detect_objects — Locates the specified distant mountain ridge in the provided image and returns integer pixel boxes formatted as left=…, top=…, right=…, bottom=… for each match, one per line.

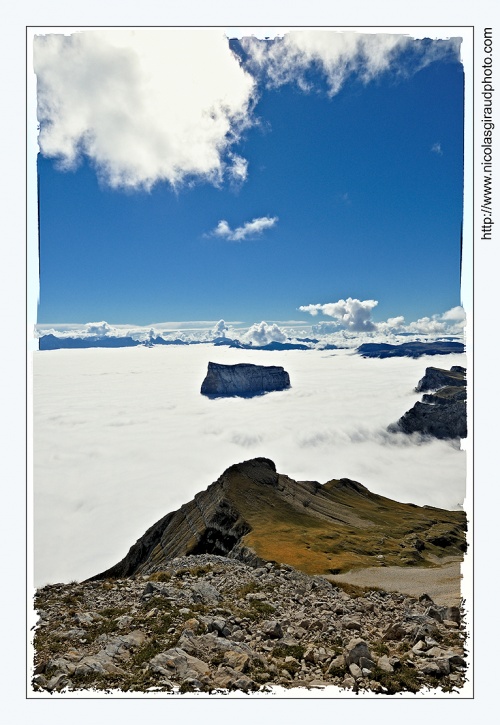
left=37, top=334, right=463, bottom=354
left=39, top=333, right=143, bottom=350
left=357, top=341, right=464, bottom=358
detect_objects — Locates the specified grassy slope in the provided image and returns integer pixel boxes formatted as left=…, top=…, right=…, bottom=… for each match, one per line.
left=225, top=473, right=466, bottom=576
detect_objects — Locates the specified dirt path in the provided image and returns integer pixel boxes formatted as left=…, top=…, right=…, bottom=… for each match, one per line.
left=325, top=560, right=463, bottom=606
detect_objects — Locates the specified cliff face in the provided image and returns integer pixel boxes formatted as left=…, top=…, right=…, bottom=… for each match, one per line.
left=91, top=458, right=466, bottom=581
left=200, top=362, right=290, bottom=398
left=392, top=367, right=467, bottom=440
left=396, top=398, right=467, bottom=439
left=415, top=366, right=466, bottom=393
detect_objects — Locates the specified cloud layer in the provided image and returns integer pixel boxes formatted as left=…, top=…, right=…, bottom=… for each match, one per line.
left=211, top=215, right=278, bottom=241
left=34, top=29, right=255, bottom=190
left=33, top=346, right=467, bottom=586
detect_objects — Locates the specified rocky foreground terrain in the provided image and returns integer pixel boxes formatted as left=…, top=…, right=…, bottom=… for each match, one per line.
left=32, top=457, right=468, bottom=696
left=33, top=553, right=467, bottom=696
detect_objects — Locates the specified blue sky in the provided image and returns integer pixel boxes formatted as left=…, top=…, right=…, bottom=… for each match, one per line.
left=34, top=29, right=464, bottom=332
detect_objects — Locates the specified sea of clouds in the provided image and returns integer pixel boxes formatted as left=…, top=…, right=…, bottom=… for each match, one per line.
left=32, top=345, right=467, bottom=587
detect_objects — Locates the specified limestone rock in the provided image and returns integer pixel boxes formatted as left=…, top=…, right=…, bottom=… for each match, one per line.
left=149, top=648, right=211, bottom=680
left=349, top=663, right=362, bottom=678
left=377, top=655, right=394, bottom=673
left=261, top=620, right=284, bottom=639
left=345, top=638, right=371, bottom=666
left=201, top=362, right=290, bottom=398
left=190, top=582, right=221, bottom=605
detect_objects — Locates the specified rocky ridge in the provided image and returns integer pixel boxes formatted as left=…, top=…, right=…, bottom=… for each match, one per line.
left=33, top=553, right=467, bottom=695
left=90, top=458, right=466, bottom=581
left=201, top=362, right=291, bottom=398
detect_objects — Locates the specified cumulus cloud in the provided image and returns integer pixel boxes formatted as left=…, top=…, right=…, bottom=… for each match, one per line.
left=239, top=31, right=460, bottom=96
left=85, top=321, right=113, bottom=336
left=300, top=298, right=378, bottom=332
left=377, top=316, right=406, bottom=333
left=242, top=321, right=288, bottom=345
left=212, top=319, right=229, bottom=338
left=431, top=142, right=443, bottom=155
left=302, top=299, right=466, bottom=338
left=405, top=307, right=466, bottom=335
left=211, top=215, right=278, bottom=241
left=442, top=306, right=466, bottom=322
left=34, top=29, right=256, bottom=190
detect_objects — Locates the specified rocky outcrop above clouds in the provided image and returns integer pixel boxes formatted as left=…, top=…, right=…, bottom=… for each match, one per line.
left=200, top=362, right=291, bottom=398
left=415, top=366, right=466, bottom=392
left=395, top=398, right=467, bottom=439
left=390, top=367, right=466, bottom=440
left=357, top=341, right=464, bottom=358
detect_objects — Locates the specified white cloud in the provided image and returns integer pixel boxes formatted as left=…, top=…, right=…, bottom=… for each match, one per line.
left=300, top=297, right=378, bottom=332
left=405, top=307, right=466, bottom=334
left=442, top=306, right=466, bottom=322
left=242, top=321, right=287, bottom=345
left=33, top=346, right=467, bottom=586
left=227, top=153, right=248, bottom=184
left=431, top=142, right=443, bottom=155
left=405, top=317, right=446, bottom=334
left=211, top=215, right=278, bottom=241
left=302, top=300, right=466, bottom=337
left=85, top=321, right=113, bottom=336
left=212, top=319, right=229, bottom=337
left=240, top=32, right=460, bottom=96
left=34, top=29, right=256, bottom=190
left=377, top=316, right=406, bottom=332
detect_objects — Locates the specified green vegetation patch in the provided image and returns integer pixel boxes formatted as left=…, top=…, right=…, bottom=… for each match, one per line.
left=272, top=644, right=305, bottom=660
left=223, top=469, right=466, bottom=577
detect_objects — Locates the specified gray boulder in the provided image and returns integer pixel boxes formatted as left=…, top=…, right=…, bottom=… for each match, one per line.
left=345, top=638, right=372, bottom=666
left=201, top=362, right=290, bottom=398
left=149, top=648, right=211, bottom=680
